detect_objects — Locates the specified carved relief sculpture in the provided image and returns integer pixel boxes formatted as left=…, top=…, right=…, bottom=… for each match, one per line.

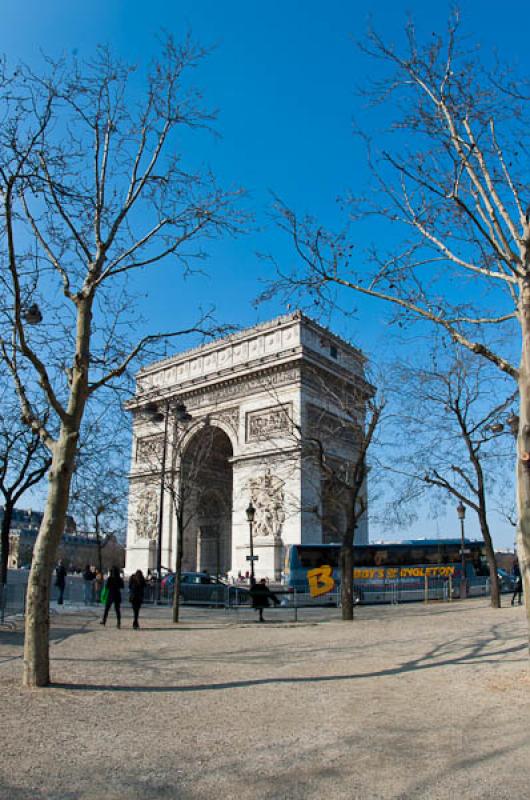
left=246, top=403, right=292, bottom=442
left=136, top=434, right=165, bottom=465
left=135, top=489, right=159, bottom=541
left=248, top=469, right=286, bottom=538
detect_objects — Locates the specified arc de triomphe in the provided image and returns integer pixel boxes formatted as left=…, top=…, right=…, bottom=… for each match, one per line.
left=125, top=312, right=372, bottom=579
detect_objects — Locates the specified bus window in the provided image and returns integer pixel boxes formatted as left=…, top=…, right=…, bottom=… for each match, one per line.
left=352, top=548, right=371, bottom=567
left=298, top=547, right=339, bottom=569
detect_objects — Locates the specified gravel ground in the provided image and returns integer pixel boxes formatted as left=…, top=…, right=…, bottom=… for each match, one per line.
left=0, top=598, right=529, bottom=800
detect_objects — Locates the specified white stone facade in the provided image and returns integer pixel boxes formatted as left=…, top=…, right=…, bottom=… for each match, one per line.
left=125, top=312, right=372, bottom=579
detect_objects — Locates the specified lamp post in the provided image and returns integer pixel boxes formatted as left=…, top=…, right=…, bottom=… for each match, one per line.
left=146, top=401, right=169, bottom=599
left=171, top=403, right=192, bottom=624
left=246, top=501, right=256, bottom=583
left=146, top=399, right=191, bottom=603
left=94, top=504, right=106, bottom=573
left=457, top=501, right=467, bottom=599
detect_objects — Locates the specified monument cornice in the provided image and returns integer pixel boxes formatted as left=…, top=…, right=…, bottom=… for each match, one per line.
left=126, top=357, right=303, bottom=412
left=127, top=349, right=369, bottom=415
left=135, top=311, right=366, bottom=380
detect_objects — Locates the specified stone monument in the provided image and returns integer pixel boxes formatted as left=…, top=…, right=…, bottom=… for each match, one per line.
left=125, top=312, right=373, bottom=579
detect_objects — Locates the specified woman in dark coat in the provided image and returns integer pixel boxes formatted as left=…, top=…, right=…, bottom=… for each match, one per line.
left=250, top=578, right=280, bottom=622
left=129, top=569, right=146, bottom=630
left=100, top=566, right=124, bottom=628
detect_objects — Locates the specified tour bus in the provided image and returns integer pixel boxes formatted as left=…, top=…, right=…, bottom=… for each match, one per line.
left=282, top=539, right=495, bottom=604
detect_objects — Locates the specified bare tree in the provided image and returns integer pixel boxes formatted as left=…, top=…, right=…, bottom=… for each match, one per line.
left=0, top=382, right=51, bottom=583
left=69, top=406, right=129, bottom=572
left=170, top=422, right=221, bottom=623
left=137, top=406, right=222, bottom=623
left=253, top=363, right=383, bottom=620
left=268, top=15, right=530, bottom=640
left=387, top=350, right=515, bottom=607
left=302, top=388, right=383, bottom=619
left=0, top=40, right=243, bottom=686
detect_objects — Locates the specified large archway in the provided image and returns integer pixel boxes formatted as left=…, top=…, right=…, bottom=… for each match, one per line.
left=180, top=425, right=233, bottom=576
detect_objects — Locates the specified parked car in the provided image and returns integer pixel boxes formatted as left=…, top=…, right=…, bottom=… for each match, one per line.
left=161, top=571, right=250, bottom=606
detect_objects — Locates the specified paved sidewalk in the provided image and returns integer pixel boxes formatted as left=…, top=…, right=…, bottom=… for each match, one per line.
left=0, top=599, right=529, bottom=799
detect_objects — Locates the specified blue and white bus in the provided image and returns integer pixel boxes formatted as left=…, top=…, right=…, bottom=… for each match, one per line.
left=283, top=539, right=497, bottom=603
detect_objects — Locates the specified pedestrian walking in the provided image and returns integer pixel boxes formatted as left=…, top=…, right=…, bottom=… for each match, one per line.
left=55, top=560, right=67, bottom=605
left=100, top=566, right=124, bottom=628
left=511, top=561, right=523, bottom=606
left=82, top=564, right=95, bottom=605
left=129, top=569, right=146, bottom=629
left=249, top=578, right=280, bottom=622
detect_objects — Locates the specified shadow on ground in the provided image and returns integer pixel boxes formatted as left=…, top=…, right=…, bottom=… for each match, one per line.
left=52, top=621, right=527, bottom=693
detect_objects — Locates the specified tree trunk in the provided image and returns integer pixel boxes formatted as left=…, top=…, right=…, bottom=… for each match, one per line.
left=478, top=511, right=500, bottom=608
left=517, top=277, right=530, bottom=650
left=1, top=497, right=14, bottom=584
left=512, top=228, right=530, bottom=652
left=22, top=429, right=78, bottom=687
left=340, top=543, right=354, bottom=621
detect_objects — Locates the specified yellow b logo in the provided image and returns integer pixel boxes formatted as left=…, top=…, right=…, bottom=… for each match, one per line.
left=307, top=565, right=335, bottom=597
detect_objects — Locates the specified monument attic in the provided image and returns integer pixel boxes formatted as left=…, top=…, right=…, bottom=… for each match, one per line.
left=125, top=312, right=373, bottom=580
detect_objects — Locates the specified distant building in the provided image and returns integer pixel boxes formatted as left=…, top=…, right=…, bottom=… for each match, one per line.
left=3, top=506, right=77, bottom=535
left=1, top=506, right=125, bottom=571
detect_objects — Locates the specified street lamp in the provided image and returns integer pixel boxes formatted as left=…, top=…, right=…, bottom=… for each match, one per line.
left=246, top=501, right=256, bottom=583
left=146, top=399, right=191, bottom=602
left=457, top=501, right=467, bottom=599
left=486, top=412, right=519, bottom=439
left=22, top=304, right=43, bottom=324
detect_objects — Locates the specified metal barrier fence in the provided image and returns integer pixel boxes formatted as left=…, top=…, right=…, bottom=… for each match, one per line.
left=0, top=573, right=494, bottom=623
left=225, top=587, right=336, bottom=622
left=0, top=582, right=27, bottom=622
left=355, top=578, right=454, bottom=605
left=354, top=576, right=491, bottom=604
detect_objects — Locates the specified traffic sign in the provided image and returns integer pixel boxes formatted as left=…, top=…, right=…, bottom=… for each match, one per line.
left=246, top=555, right=259, bottom=562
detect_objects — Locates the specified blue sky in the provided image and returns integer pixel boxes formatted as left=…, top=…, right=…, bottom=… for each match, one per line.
left=3, top=0, right=526, bottom=548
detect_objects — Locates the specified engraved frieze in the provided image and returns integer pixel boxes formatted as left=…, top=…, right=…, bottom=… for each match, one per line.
left=246, top=403, right=292, bottom=442
left=183, top=367, right=300, bottom=409
left=136, top=434, right=165, bottom=464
